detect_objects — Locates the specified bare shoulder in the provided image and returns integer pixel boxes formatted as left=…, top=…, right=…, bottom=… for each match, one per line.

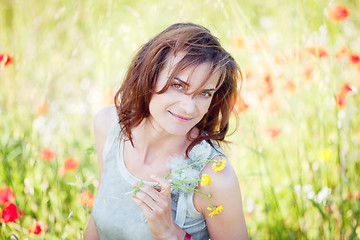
left=195, top=155, right=249, bottom=239
left=93, top=104, right=118, bottom=184
left=202, top=155, right=240, bottom=196
left=93, top=104, right=118, bottom=137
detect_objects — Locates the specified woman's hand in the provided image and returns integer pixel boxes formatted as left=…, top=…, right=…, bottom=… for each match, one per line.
left=132, top=174, right=185, bottom=240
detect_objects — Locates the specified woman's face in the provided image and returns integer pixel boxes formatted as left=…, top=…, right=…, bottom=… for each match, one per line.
left=148, top=53, right=219, bottom=137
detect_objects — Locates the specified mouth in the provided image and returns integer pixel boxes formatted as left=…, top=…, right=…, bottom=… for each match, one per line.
left=169, top=111, right=193, bottom=122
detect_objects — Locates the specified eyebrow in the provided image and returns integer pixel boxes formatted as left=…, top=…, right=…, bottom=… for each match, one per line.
left=174, top=77, right=216, bottom=92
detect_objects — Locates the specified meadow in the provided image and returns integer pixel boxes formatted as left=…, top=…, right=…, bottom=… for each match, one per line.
left=1, top=0, right=360, bottom=239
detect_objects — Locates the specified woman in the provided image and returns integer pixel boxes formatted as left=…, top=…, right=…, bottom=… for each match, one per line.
left=85, top=23, right=248, bottom=240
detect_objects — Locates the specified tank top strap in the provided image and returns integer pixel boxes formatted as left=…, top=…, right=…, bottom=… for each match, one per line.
left=171, top=140, right=228, bottom=227
left=174, top=192, right=188, bottom=227
left=102, top=118, right=121, bottom=161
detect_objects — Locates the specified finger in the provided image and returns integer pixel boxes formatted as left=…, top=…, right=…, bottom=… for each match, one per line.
left=150, top=174, right=171, bottom=197
left=132, top=196, right=154, bottom=217
left=139, top=183, right=162, bottom=201
left=133, top=189, right=157, bottom=210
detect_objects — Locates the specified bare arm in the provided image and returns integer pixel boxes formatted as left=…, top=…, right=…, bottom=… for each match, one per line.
left=195, top=156, right=249, bottom=240
left=84, top=215, right=100, bottom=240
left=84, top=105, right=118, bottom=240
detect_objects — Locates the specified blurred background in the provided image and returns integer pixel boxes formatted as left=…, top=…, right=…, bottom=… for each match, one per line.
left=0, top=0, right=359, bottom=239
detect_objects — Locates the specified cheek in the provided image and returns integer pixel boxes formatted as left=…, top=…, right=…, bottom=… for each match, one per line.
left=149, top=94, right=167, bottom=115
left=197, top=99, right=213, bottom=116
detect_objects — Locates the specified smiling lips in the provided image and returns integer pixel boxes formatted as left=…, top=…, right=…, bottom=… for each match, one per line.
left=169, top=111, right=193, bottom=122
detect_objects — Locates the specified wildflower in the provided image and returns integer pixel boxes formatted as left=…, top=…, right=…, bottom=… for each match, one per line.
left=212, top=159, right=226, bottom=172
left=200, top=174, right=212, bottom=186
left=306, top=46, right=328, bottom=58
left=318, top=149, right=332, bottom=161
left=356, top=192, right=360, bottom=200
left=0, top=186, right=15, bottom=205
left=207, top=205, right=224, bottom=218
left=340, top=82, right=357, bottom=94
left=303, top=65, right=314, bottom=80
left=264, top=73, right=273, bottom=95
left=335, top=82, right=357, bottom=109
left=64, top=157, right=80, bottom=172
left=266, top=127, right=281, bottom=139
left=40, top=148, right=56, bottom=162
left=81, top=191, right=95, bottom=207
left=29, top=221, right=48, bottom=235
left=327, top=4, right=350, bottom=22
left=335, top=93, right=346, bottom=109
left=131, top=157, right=225, bottom=217
left=0, top=202, right=23, bottom=223
left=36, top=102, right=49, bottom=116
left=0, top=53, right=12, bottom=69
left=349, top=53, right=360, bottom=65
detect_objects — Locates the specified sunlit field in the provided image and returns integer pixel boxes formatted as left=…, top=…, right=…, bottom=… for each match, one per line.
left=1, top=0, right=360, bottom=239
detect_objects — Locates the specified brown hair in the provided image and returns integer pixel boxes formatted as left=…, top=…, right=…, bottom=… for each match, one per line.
left=114, top=22, right=242, bottom=157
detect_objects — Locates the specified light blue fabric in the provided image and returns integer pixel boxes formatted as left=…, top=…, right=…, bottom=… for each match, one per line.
left=92, top=119, right=226, bottom=240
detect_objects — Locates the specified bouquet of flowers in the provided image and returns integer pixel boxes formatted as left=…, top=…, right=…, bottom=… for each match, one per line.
left=131, top=157, right=227, bottom=218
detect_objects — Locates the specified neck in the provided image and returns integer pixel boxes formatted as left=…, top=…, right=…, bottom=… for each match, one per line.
left=128, top=119, right=190, bottom=165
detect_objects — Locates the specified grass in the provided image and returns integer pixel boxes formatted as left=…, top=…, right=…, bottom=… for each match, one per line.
left=1, top=0, right=360, bottom=239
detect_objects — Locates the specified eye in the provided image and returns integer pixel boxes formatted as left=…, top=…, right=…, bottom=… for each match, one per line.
left=171, top=83, right=184, bottom=90
left=200, top=91, right=212, bottom=98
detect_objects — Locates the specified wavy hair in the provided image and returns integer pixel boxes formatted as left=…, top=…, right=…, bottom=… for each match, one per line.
left=114, top=22, right=242, bottom=157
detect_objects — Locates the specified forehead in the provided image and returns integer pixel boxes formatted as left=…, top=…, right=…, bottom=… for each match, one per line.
left=162, top=51, right=219, bottom=89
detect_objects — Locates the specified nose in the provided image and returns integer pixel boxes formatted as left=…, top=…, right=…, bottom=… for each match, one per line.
left=179, top=95, right=197, bottom=115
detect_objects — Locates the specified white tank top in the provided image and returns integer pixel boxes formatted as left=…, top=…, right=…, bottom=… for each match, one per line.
left=92, top=119, right=226, bottom=240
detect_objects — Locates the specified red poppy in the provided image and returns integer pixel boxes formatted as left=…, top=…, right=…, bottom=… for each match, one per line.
left=266, top=127, right=281, bottom=139
left=0, top=53, right=12, bottom=69
left=340, top=82, right=357, bottom=95
left=64, top=157, right=80, bottom=172
left=81, top=191, right=95, bottom=207
left=335, top=92, right=346, bottom=109
left=328, top=4, right=351, bottom=22
left=0, top=186, right=15, bottom=205
left=264, top=73, right=274, bottom=95
left=243, top=69, right=254, bottom=81
left=0, top=202, right=23, bottom=223
left=303, top=65, right=314, bottom=80
left=40, top=148, right=56, bottom=162
left=349, top=53, right=360, bottom=65
left=335, top=82, right=357, bottom=109
left=356, top=191, right=360, bottom=199
left=29, top=221, right=48, bottom=235
left=306, top=46, right=328, bottom=58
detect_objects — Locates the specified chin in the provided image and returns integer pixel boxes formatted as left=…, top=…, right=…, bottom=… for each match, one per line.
left=163, top=125, right=193, bottom=136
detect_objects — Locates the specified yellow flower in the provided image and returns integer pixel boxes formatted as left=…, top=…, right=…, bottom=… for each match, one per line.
left=212, top=159, right=226, bottom=172
left=318, top=149, right=332, bottom=161
left=207, top=205, right=224, bottom=217
left=200, top=174, right=212, bottom=186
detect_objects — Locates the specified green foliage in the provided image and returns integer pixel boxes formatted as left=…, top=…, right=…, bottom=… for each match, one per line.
left=1, top=0, right=360, bottom=239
